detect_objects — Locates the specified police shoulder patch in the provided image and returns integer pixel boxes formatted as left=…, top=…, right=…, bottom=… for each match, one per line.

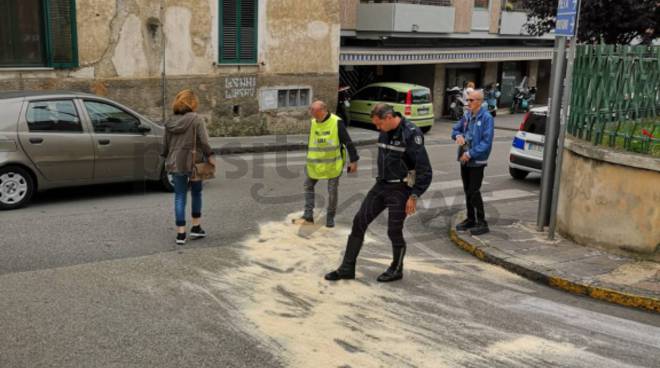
left=414, top=135, right=423, bottom=145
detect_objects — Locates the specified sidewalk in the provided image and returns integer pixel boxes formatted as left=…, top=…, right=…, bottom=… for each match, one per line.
left=208, top=126, right=378, bottom=155
left=208, top=114, right=524, bottom=155
left=449, top=198, right=660, bottom=313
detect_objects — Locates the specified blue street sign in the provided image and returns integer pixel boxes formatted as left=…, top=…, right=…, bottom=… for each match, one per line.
left=555, top=0, right=580, bottom=37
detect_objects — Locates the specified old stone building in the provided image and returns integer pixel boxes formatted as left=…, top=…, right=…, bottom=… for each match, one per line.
left=0, top=0, right=340, bottom=136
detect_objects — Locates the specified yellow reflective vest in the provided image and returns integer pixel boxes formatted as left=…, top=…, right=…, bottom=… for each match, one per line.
left=306, top=114, right=345, bottom=179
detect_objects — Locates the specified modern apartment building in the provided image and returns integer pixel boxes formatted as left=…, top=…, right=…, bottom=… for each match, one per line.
left=339, top=0, right=554, bottom=117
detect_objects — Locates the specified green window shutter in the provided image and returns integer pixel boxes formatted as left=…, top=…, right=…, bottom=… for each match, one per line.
left=221, top=0, right=239, bottom=62
left=220, top=0, right=257, bottom=64
left=45, top=0, right=79, bottom=68
left=239, top=0, right=257, bottom=62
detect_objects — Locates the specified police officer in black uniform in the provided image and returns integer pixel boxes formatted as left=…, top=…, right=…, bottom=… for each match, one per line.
left=325, top=103, right=432, bottom=282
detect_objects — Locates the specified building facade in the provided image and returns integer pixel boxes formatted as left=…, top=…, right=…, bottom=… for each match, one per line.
left=0, top=0, right=341, bottom=136
left=339, top=0, right=554, bottom=118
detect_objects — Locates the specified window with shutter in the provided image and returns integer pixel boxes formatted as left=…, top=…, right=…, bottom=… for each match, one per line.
left=220, top=0, right=258, bottom=64
left=45, top=0, right=79, bottom=68
left=0, top=0, right=78, bottom=68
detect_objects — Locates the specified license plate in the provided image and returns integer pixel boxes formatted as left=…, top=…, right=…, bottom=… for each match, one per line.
left=417, top=107, right=430, bottom=115
left=527, top=142, right=543, bottom=152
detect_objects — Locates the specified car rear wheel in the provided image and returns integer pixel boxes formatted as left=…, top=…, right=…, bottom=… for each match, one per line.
left=160, top=168, right=174, bottom=192
left=420, top=126, right=432, bottom=134
left=509, top=167, right=529, bottom=180
left=0, top=166, right=35, bottom=210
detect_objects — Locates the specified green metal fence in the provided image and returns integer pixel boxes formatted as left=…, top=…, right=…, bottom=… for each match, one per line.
left=567, top=44, right=660, bottom=157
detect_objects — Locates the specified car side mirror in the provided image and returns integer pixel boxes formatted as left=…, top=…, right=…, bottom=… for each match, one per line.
left=137, top=125, right=151, bottom=134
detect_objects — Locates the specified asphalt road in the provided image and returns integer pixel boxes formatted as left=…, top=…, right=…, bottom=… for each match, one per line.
left=1, top=119, right=658, bottom=368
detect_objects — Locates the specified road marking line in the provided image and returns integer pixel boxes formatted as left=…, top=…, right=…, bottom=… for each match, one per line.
left=421, top=189, right=536, bottom=210
left=490, top=290, right=660, bottom=349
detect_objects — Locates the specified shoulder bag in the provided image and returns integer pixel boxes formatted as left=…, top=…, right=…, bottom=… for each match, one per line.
left=190, top=120, right=216, bottom=181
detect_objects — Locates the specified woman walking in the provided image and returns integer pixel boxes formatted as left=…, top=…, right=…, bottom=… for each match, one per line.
left=162, top=89, right=215, bottom=244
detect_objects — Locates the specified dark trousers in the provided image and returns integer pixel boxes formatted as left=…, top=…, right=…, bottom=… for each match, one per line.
left=460, top=165, right=486, bottom=222
left=352, top=182, right=409, bottom=247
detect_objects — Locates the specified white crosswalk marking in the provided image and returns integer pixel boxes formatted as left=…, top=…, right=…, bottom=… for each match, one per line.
left=421, top=189, right=537, bottom=210
left=427, top=179, right=489, bottom=191
left=490, top=290, right=660, bottom=350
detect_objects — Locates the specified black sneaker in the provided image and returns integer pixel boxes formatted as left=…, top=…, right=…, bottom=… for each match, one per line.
left=469, top=221, right=490, bottom=236
left=190, top=226, right=207, bottom=239
left=455, top=218, right=476, bottom=231
left=176, top=232, right=186, bottom=245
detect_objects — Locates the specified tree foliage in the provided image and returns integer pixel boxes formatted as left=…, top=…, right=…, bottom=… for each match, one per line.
left=520, top=0, right=658, bottom=44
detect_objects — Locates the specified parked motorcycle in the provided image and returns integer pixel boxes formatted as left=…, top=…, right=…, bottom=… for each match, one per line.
left=483, top=82, right=501, bottom=117
left=446, top=86, right=466, bottom=120
left=510, top=77, right=536, bottom=114
left=336, top=85, right=351, bottom=124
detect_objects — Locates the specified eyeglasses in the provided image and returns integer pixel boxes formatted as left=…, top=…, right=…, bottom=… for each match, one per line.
left=466, top=99, right=480, bottom=102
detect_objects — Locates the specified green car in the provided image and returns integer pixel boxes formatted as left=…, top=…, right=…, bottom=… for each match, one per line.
left=348, top=82, right=434, bottom=132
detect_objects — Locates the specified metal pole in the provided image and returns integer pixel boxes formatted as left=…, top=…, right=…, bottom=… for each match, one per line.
left=160, top=1, right=167, bottom=124
left=536, top=36, right=566, bottom=231
left=548, top=3, right=582, bottom=239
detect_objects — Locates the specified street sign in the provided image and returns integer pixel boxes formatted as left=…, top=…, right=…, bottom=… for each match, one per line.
left=555, top=0, right=580, bottom=37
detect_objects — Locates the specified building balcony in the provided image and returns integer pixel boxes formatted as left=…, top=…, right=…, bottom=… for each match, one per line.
left=356, top=0, right=455, bottom=34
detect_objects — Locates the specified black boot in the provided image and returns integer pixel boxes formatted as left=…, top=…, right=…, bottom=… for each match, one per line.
left=377, top=247, right=405, bottom=282
left=325, top=235, right=363, bottom=281
left=455, top=218, right=476, bottom=231
left=326, top=212, right=335, bottom=228
left=469, top=220, right=489, bottom=235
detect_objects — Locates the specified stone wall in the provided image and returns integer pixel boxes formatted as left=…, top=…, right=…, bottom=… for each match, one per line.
left=557, top=137, right=660, bottom=260
left=0, top=0, right=340, bottom=136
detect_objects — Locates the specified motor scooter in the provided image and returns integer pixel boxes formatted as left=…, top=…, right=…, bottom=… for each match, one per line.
left=511, top=77, right=537, bottom=113
left=446, top=86, right=465, bottom=120
left=483, top=82, right=501, bottom=117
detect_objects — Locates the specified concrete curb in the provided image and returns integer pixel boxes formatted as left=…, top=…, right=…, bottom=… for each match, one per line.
left=212, top=138, right=378, bottom=155
left=448, top=228, right=660, bottom=313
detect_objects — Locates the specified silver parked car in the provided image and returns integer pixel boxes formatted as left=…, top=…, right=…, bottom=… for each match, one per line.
left=0, top=91, right=173, bottom=210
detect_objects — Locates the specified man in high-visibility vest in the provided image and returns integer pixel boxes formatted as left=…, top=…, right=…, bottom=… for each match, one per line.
left=293, top=100, right=359, bottom=228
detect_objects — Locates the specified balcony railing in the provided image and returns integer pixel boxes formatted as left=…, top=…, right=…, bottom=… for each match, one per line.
left=357, top=0, right=455, bottom=33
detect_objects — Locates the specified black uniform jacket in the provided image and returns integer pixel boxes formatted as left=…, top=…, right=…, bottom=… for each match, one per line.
left=376, top=114, right=432, bottom=198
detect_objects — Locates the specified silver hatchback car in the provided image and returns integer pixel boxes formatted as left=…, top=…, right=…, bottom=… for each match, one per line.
left=0, top=91, right=173, bottom=210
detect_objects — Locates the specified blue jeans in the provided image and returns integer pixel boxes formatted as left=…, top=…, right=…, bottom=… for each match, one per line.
left=173, top=174, right=203, bottom=227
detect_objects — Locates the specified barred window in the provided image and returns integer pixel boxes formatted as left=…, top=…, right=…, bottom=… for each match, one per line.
left=0, top=0, right=78, bottom=68
left=277, top=88, right=311, bottom=108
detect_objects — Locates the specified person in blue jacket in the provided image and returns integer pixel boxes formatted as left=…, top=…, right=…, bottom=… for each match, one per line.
left=451, top=90, right=494, bottom=235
